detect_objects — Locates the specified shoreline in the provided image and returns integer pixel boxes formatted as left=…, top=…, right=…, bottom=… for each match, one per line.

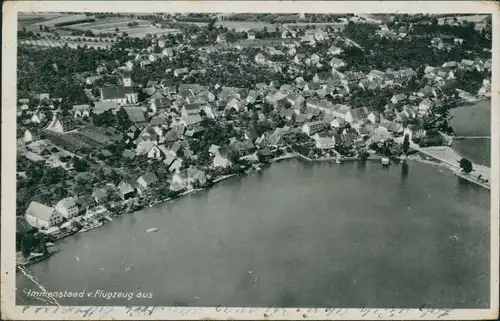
left=18, top=148, right=489, bottom=270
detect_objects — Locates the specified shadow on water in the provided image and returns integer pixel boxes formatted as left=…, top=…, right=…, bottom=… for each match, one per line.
left=401, top=161, right=409, bottom=181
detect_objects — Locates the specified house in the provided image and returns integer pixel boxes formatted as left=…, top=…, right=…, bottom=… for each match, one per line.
left=328, top=45, right=343, bottom=56
left=367, top=111, right=380, bottom=124
left=390, top=93, right=407, bottom=104
left=118, top=105, right=144, bottom=123
left=137, top=172, right=159, bottom=191
left=72, top=104, right=91, bottom=118
left=310, top=53, right=321, bottom=65
left=216, top=34, right=227, bottom=44
left=302, top=121, right=327, bottom=136
left=313, top=134, right=336, bottom=149
left=174, top=67, right=189, bottom=77
left=187, top=167, right=207, bottom=187
left=122, top=149, right=136, bottom=160
left=135, top=139, right=155, bottom=156
left=247, top=30, right=256, bottom=40
left=86, top=75, right=103, bottom=85
left=213, top=146, right=232, bottom=168
left=118, top=181, right=135, bottom=200
left=363, top=71, right=383, bottom=84
left=345, top=107, right=369, bottom=124
left=39, top=93, right=50, bottom=100
left=92, top=189, right=108, bottom=204
left=30, top=112, right=45, bottom=124
left=162, top=47, right=174, bottom=58
left=424, top=66, right=436, bottom=74
left=418, top=98, right=433, bottom=115
left=303, top=82, right=322, bottom=92
left=147, top=145, right=162, bottom=159
left=329, top=58, right=346, bottom=69
left=169, top=159, right=183, bottom=172
left=25, top=201, right=63, bottom=229
left=93, top=101, right=118, bottom=115
left=100, top=86, right=138, bottom=104
left=54, top=197, right=78, bottom=219
left=255, top=53, right=267, bottom=65
left=313, top=72, right=332, bottom=84
left=24, top=130, right=34, bottom=143
left=442, top=61, right=457, bottom=69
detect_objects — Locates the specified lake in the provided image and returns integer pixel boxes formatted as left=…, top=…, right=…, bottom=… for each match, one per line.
left=450, top=100, right=491, bottom=166
left=16, top=159, right=490, bottom=308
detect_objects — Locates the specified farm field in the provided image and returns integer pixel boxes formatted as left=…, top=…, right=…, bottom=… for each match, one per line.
left=57, top=17, right=181, bottom=38
left=36, top=14, right=92, bottom=27
left=42, top=127, right=120, bottom=153
left=20, top=39, right=112, bottom=49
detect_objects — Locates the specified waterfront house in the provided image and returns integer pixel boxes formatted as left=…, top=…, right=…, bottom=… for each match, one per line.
left=302, top=121, right=327, bottom=136
left=92, top=189, right=108, bottom=204
left=55, top=197, right=79, bottom=219
left=25, top=201, right=63, bottom=230
left=136, top=173, right=159, bottom=196
left=313, top=134, right=336, bottom=149
left=187, top=168, right=207, bottom=187
left=100, top=86, right=138, bottom=105
left=118, top=181, right=135, bottom=201
left=213, top=146, right=232, bottom=168
left=75, top=196, right=95, bottom=215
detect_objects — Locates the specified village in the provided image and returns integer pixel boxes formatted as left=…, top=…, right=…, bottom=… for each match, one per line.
left=15, top=13, right=492, bottom=265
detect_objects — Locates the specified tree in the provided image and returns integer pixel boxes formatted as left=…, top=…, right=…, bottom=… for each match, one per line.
left=115, top=27, right=120, bottom=33
left=402, top=134, right=410, bottom=154
left=74, top=158, right=90, bottom=172
left=358, top=149, right=369, bottom=161
left=459, top=158, right=473, bottom=173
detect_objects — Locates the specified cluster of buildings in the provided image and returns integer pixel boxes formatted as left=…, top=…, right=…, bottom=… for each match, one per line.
left=17, top=14, right=492, bottom=234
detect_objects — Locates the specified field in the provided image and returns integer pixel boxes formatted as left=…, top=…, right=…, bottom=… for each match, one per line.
left=57, top=17, right=180, bottom=38
left=42, top=127, right=120, bottom=153
left=20, top=39, right=112, bottom=49
left=36, top=14, right=92, bottom=27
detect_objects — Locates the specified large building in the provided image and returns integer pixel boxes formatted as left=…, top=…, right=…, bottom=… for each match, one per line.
left=25, top=201, right=63, bottom=229
left=100, top=86, right=138, bottom=105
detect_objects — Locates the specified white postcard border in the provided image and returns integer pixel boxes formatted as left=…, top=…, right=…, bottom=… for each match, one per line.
left=2, top=1, right=499, bottom=320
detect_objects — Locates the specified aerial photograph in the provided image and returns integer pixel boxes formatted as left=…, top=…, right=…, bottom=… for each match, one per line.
left=15, top=11, right=492, bottom=309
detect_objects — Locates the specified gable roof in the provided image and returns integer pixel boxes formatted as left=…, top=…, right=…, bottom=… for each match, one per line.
left=26, top=201, right=55, bottom=221
left=101, top=86, right=135, bottom=100
left=123, top=107, right=147, bottom=123
left=139, top=172, right=158, bottom=185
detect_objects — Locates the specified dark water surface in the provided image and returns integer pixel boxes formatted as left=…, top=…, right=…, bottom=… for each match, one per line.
left=450, top=100, right=491, bottom=166
left=16, top=160, right=490, bottom=308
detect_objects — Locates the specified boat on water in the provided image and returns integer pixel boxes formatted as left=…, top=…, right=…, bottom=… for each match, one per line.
left=79, top=221, right=104, bottom=233
left=45, top=242, right=55, bottom=247
left=146, top=228, right=158, bottom=233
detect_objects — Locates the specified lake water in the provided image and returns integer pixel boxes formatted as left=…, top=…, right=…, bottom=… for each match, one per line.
left=16, top=160, right=490, bottom=308
left=450, top=100, right=491, bottom=166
